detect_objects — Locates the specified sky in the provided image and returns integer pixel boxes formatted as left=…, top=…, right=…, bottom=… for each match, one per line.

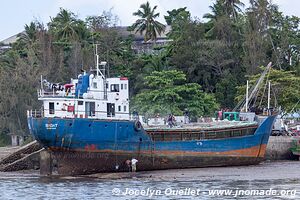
left=1, top=0, right=300, bottom=41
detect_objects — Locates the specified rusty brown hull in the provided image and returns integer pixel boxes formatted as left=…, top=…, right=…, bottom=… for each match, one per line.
left=51, top=150, right=264, bottom=175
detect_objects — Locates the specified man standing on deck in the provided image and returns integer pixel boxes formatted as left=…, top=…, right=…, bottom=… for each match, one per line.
left=131, top=158, right=138, bottom=172
left=184, top=109, right=189, bottom=124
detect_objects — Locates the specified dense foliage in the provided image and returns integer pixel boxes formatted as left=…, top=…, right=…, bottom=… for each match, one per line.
left=131, top=70, right=219, bottom=120
left=0, top=0, right=300, bottom=145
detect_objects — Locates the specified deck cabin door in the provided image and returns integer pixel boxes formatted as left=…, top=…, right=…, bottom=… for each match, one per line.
left=107, top=103, right=115, bottom=117
left=85, top=102, right=90, bottom=117
left=85, top=102, right=96, bottom=117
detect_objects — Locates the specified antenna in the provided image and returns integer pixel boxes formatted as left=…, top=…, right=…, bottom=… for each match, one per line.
left=94, top=44, right=106, bottom=79
left=95, top=44, right=99, bottom=77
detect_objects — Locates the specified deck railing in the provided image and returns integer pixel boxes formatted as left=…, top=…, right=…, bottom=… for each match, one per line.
left=27, top=109, right=133, bottom=120
left=38, top=89, right=75, bottom=98
left=27, top=110, right=44, bottom=118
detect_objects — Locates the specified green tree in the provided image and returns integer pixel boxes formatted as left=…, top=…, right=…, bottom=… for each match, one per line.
left=86, top=10, right=119, bottom=32
left=130, top=1, right=166, bottom=41
left=215, top=71, right=238, bottom=108
left=269, top=7, right=300, bottom=71
left=243, top=0, right=274, bottom=74
left=48, top=8, right=88, bottom=43
left=164, top=7, right=191, bottom=40
left=222, top=0, right=245, bottom=19
left=132, top=70, right=219, bottom=119
left=18, top=22, right=38, bottom=46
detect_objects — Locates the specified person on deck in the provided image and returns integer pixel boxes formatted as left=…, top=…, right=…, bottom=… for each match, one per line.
left=168, top=114, right=175, bottom=128
left=218, top=110, right=223, bottom=120
left=184, top=109, right=189, bottom=124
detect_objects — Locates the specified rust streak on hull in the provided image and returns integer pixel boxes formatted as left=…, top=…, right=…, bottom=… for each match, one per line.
left=49, top=145, right=267, bottom=175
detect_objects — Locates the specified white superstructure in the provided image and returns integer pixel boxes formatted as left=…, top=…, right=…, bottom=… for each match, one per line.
left=37, top=62, right=130, bottom=120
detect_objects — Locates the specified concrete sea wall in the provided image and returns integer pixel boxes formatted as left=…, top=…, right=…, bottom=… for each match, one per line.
left=265, top=136, right=295, bottom=160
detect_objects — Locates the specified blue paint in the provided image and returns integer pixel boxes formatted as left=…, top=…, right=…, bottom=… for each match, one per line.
left=28, top=115, right=276, bottom=154
left=75, top=74, right=89, bottom=97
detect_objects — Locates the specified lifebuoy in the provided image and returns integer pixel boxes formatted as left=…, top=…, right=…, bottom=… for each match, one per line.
left=134, top=120, right=142, bottom=131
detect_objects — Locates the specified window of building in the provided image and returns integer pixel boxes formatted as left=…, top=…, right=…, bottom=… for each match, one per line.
left=121, top=84, right=123, bottom=90
left=124, top=106, right=127, bottom=112
left=118, top=106, right=121, bottom=112
left=110, top=84, right=120, bottom=92
left=78, top=101, right=83, bottom=105
left=49, top=102, right=55, bottom=114
left=124, top=84, right=127, bottom=90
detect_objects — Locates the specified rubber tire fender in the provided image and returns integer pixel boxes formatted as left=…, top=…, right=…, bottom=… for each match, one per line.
left=134, top=120, right=142, bottom=131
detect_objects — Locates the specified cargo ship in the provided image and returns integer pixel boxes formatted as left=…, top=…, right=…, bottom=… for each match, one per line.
left=27, top=59, right=277, bottom=175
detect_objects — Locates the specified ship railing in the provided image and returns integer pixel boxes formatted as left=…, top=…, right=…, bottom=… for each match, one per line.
left=27, top=110, right=44, bottom=118
left=29, top=108, right=147, bottom=121
left=37, top=108, right=132, bottom=120
left=38, top=89, right=75, bottom=98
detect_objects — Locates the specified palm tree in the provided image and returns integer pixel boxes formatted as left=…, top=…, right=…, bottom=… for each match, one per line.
left=222, top=0, right=245, bottom=19
left=203, top=0, right=226, bottom=38
left=48, top=8, right=85, bottom=42
left=205, top=0, right=244, bottom=21
left=19, top=22, right=38, bottom=45
left=130, top=1, right=166, bottom=42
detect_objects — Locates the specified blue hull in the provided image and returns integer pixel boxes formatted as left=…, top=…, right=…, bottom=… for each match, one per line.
left=28, top=115, right=276, bottom=175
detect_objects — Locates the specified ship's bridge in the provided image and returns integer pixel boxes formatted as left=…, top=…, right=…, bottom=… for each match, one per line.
left=32, top=70, right=130, bottom=120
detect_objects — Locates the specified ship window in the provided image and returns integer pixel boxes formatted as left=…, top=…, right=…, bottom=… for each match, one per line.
left=124, top=106, right=127, bottom=112
left=121, top=84, right=123, bottom=90
left=78, top=101, right=83, bottom=105
left=110, top=84, right=119, bottom=92
left=49, top=102, right=55, bottom=114
left=118, top=106, right=121, bottom=112
left=93, top=82, right=97, bottom=89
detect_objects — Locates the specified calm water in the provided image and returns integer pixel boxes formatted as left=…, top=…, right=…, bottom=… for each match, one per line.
left=0, top=162, right=299, bottom=200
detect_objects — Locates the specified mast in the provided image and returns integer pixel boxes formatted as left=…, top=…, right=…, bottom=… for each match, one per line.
left=245, top=80, right=249, bottom=112
left=40, top=75, right=43, bottom=92
left=267, top=81, right=271, bottom=112
left=234, top=62, right=272, bottom=111
left=94, top=44, right=105, bottom=79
